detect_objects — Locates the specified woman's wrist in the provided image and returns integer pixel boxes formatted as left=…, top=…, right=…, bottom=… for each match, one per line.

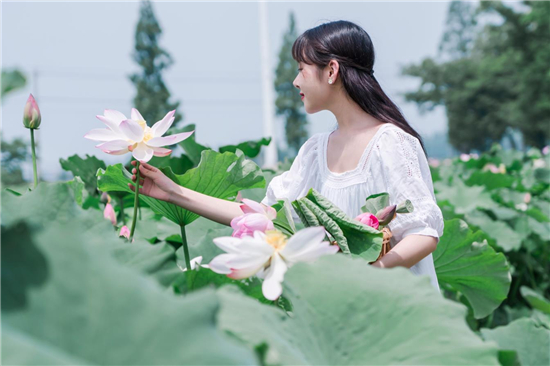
left=168, top=185, right=186, bottom=205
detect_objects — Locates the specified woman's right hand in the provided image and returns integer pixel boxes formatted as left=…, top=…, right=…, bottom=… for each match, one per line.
left=128, top=160, right=179, bottom=203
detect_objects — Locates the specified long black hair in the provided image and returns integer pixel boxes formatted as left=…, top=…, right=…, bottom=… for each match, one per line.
left=292, top=20, right=428, bottom=158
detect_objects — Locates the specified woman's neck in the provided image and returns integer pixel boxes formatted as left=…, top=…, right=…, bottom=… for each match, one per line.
left=328, top=93, right=383, bottom=136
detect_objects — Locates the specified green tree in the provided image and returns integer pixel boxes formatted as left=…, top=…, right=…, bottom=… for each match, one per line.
left=400, top=1, right=549, bottom=152
left=274, top=12, right=308, bottom=157
left=129, top=0, right=183, bottom=128
left=1, top=137, right=31, bottom=185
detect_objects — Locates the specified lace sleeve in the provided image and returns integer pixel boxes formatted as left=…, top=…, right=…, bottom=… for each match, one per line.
left=374, top=127, right=444, bottom=244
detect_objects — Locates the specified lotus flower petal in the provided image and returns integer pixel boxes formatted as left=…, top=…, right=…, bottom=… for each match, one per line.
left=279, top=226, right=326, bottom=259
left=261, top=252, right=288, bottom=300
left=151, top=146, right=172, bottom=157
left=96, top=115, right=124, bottom=135
left=131, top=108, right=145, bottom=122
left=119, top=119, right=144, bottom=142
left=84, top=128, right=122, bottom=142
left=103, top=109, right=127, bottom=124
left=146, top=131, right=194, bottom=147
left=151, top=110, right=176, bottom=137
left=131, top=143, right=154, bottom=162
left=96, top=139, right=131, bottom=152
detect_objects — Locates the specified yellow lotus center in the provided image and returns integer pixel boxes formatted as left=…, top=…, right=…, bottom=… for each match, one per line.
left=265, top=230, right=288, bottom=251
left=143, top=127, right=154, bottom=143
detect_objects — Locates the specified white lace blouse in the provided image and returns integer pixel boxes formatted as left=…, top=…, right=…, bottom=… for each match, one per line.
left=261, top=123, right=444, bottom=293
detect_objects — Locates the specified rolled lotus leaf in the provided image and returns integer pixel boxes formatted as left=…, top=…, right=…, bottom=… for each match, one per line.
left=396, top=199, right=414, bottom=214
left=300, top=197, right=350, bottom=255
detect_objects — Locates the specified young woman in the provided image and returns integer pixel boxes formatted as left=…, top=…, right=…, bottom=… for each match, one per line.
left=129, top=20, right=444, bottom=293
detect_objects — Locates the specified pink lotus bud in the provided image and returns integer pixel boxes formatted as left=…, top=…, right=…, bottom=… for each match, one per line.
left=543, top=146, right=549, bottom=155
left=22, top=93, right=42, bottom=129
left=103, top=203, right=117, bottom=226
left=119, top=225, right=130, bottom=239
left=355, top=212, right=379, bottom=230
left=375, top=204, right=397, bottom=226
left=524, top=193, right=531, bottom=204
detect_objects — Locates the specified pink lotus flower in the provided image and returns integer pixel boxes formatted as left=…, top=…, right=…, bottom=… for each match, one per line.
left=542, top=145, right=549, bottom=155
left=524, top=192, right=532, bottom=204
left=230, top=198, right=277, bottom=238
left=119, top=225, right=130, bottom=239
left=428, top=158, right=440, bottom=168
left=460, top=154, right=471, bottom=162
left=104, top=203, right=117, bottom=226
left=209, top=226, right=339, bottom=300
left=84, top=108, right=194, bottom=162
left=355, top=212, right=379, bottom=230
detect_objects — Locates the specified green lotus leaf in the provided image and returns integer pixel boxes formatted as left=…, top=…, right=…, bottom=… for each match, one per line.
left=216, top=254, right=500, bottom=365
left=97, top=149, right=265, bottom=226
left=433, top=219, right=511, bottom=318
left=480, top=318, right=550, bottom=366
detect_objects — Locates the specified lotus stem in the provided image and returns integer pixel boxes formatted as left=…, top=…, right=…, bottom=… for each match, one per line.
left=180, top=224, right=193, bottom=290
left=129, top=160, right=140, bottom=242
left=30, top=129, right=38, bottom=188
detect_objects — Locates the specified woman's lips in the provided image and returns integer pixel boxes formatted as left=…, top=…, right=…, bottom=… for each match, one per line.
left=300, top=93, right=304, bottom=100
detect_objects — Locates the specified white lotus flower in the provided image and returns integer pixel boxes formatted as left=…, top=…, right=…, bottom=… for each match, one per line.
left=208, top=226, right=339, bottom=300
left=177, top=256, right=210, bottom=272
left=84, top=108, right=194, bottom=162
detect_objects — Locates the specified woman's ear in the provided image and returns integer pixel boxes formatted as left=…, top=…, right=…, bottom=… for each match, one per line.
left=328, top=59, right=339, bottom=81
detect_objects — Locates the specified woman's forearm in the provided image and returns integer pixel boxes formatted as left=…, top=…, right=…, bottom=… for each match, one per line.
left=370, top=234, right=437, bottom=269
left=169, top=185, right=245, bottom=227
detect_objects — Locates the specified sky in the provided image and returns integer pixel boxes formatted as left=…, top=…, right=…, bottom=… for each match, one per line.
left=2, top=0, right=454, bottom=181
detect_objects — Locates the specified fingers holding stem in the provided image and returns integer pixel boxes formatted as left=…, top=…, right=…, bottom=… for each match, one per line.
left=129, top=160, right=141, bottom=242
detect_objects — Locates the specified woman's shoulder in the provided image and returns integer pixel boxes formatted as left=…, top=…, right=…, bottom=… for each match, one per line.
left=295, top=131, right=325, bottom=158
left=375, top=124, right=422, bottom=152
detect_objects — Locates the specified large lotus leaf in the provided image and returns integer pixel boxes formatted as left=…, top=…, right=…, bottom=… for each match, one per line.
left=146, top=153, right=195, bottom=175
left=97, top=149, right=266, bottom=226
left=216, top=254, right=500, bottom=365
left=1, top=206, right=257, bottom=364
left=175, top=225, right=233, bottom=268
left=1, top=68, right=26, bottom=97
left=108, top=238, right=182, bottom=288
left=464, top=209, right=523, bottom=251
left=59, top=154, right=107, bottom=196
left=465, top=171, right=517, bottom=191
left=435, top=179, right=497, bottom=214
left=433, top=219, right=511, bottom=319
left=219, top=137, right=272, bottom=159
left=1, top=181, right=87, bottom=229
left=480, top=318, right=550, bottom=366
left=306, top=188, right=382, bottom=262
left=520, top=286, right=550, bottom=315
